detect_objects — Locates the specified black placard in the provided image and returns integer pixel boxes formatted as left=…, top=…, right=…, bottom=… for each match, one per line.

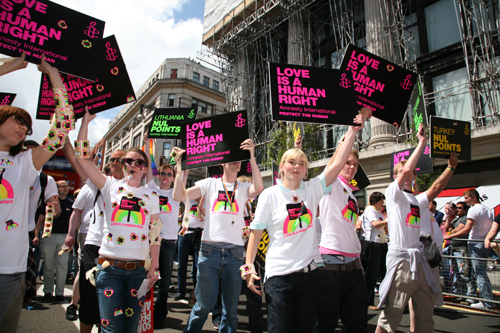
left=0, top=92, right=16, bottom=105
left=0, top=0, right=105, bottom=80
left=340, top=44, right=417, bottom=127
left=269, top=62, right=359, bottom=125
left=36, top=35, right=135, bottom=119
left=147, top=108, right=197, bottom=139
left=390, top=145, right=433, bottom=179
left=430, top=116, right=471, bottom=161
left=181, top=111, right=250, bottom=170
left=409, top=78, right=428, bottom=131
left=349, top=164, right=371, bottom=194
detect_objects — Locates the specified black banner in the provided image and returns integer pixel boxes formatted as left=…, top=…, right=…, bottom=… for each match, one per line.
left=269, top=62, right=359, bottom=125
left=0, top=92, right=16, bottom=105
left=181, top=111, right=250, bottom=170
left=409, top=78, right=428, bottom=131
left=340, top=44, right=417, bottom=127
left=430, top=116, right=471, bottom=161
left=36, top=35, right=135, bottom=119
left=0, top=0, right=105, bottom=80
left=148, top=108, right=197, bottom=139
left=350, top=164, right=371, bottom=194
left=390, top=145, right=433, bottom=179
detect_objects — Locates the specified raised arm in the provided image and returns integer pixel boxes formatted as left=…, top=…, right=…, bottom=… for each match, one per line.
left=171, top=147, right=201, bottom=201
left=0, top=52, right=27, bottom=76
left=75, top=108, right=107, bottom=189
left=424, top=152, right=458, bottom=202
left=396, top=123, right=427, bottom=189
left=31, top=54, right=75, bottom=170
left=241, top=139, right=264, bottom=198
left=62, top=137, right=88, bottom=181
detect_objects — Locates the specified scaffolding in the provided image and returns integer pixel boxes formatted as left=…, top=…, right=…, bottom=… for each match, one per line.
left=199, top=0, right=500, bottom=158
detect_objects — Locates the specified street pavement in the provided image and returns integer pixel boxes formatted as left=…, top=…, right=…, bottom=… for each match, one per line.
left=17, top=265, right=500, bottom=333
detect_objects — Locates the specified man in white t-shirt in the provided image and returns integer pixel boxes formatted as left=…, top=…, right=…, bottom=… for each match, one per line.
left=444, top=189, right=494, bottom=310
left=376, top=124, right=440, bottom=333
left=172, top=139, right=263, bottom=333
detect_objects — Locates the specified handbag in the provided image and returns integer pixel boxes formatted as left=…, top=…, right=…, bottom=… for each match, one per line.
left=420, top=219, right=442, bottom=268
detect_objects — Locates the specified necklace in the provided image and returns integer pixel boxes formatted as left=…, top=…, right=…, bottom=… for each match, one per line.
left=221, top=179, right=238, bottom=225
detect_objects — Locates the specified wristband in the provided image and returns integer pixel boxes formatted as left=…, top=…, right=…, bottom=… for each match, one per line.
left=446, top=167, right=455, bottom=172
left=153, top=267, right=160, bottom=275
left=75, top=140, right=90, bottom=159
left=53, top=88, right=70, bottom=108
left=240, top=263, right=256, bottom=280
left=42, top=206, right=53, bottom=238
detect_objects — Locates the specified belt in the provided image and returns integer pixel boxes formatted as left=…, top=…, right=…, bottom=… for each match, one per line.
left=297, top=260, right=322, bottom=273
left=188, top=228, right=203, bottom=231
left=323, top=258, right=362, bottom=272
left=97, top=257, right=145, bottom=270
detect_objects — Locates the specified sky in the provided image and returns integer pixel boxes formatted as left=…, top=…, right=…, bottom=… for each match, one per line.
left=0, top=0, right=206, bottom=146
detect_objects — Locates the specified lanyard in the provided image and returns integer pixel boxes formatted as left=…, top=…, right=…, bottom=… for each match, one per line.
left=221, top=179, right=238, bottom=214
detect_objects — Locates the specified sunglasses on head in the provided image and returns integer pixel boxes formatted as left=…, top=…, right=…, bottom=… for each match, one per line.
left=160, top=172, right=173, bottom=177
left=110, top=157, right=122, bottom=163
left=13, top=114, right=33, bottom=136
left=122, top=158, right=146, bottom=167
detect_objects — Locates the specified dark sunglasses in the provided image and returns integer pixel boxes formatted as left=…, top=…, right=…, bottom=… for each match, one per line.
left=122, top=158, right=146, bottom=167
left=13, top=114, right=33, bottom=136
left=456, top=206, right=464, bottom=209
left=160, top=172, right=173, bottom=177
left=110, top=157, right=122, bottom=163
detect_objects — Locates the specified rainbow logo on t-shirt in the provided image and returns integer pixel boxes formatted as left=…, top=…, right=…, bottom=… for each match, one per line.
left=212, top=191, right=239, bottom=214
left=283, top=202, right=313, bottom=236
left=111, top=208, right=146, bottom=225
left=0, top=179, right=14, bottom=201
left=341, top=197, right=358, bottom=225
left=405, top=204, right=420, bottom=228
left=189, top=206, right=199, bottom=218
left=159, top=196, right=171, bottom=213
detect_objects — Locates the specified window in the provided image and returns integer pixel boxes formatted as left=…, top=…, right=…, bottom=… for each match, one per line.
left=432, top=67, right=472, bottom=122
left=170, top=69, right=177, bottom=79
left=192, top=72, right=200, bottom=83
left=133, top=134, right=141, bottom=148
left=163, top=142, right=171, bottom=157
left=203, top=76, right=210, bottom=87
left=425, top=0, right=460, bottom=53
left=404, top=13, right=420, bottom=59
left=123, top=142, right=129, bottom=151
left=213, top=80, right=219, bottom=91
left=168, top=94, right=175, bottom=107
left=192, top=99, right=213, bottom=115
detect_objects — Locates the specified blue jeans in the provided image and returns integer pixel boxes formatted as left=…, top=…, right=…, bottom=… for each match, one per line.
left=96, top=264, right=147, bottom=333
left=315, top=266, right=368, bottom=333
left=451, top=246, right=469, bottom=295
left=154, top=240, right=176, bottom=320
left=364, top=242, right=387, bottom=306
left=265, top=269, right=319, bottom=333
left=177, top=232, right=201, bottom=295
left=184, top=243, right=244, bottom=333
left=468, top=243, right=493, bottom=307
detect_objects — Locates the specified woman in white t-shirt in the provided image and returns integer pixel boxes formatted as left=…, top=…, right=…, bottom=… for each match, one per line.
left=0, top=54, right=76, bottom=327
left=75, top=110, right=161, bottom=333
left=244, top=111, right=367, bottom=333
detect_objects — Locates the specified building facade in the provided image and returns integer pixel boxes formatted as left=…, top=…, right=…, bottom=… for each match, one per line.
left=201, top=0, right=500, bottom=207
left=103, top=58, right=226, bottom=185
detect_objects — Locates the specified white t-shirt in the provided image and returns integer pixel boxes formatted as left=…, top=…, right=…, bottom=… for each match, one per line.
left=416, top=193, right=444, bottom=255
left=187, top=202, right=205, bottom=231
left=251, top=175, right=330, bottom=278
left=385, top=180, right=421, bottom=250
left=85, top=177, right=120, bottom=247
left=196, top=177, right=252, bottom=246
left=99, top=178, right=160, bottom=260
left=362, top=205, right=386, bottom=243
left=468, top=203, right=493, bottom=242
left=146, top=180, right=180, bottom=241
left=28, top=173, right=57, bottom=231
left=319, top=177, right=360, bottom=256
left=72, top=184, right=95, bottom=234
left=0, top=150, right=38, bottom=274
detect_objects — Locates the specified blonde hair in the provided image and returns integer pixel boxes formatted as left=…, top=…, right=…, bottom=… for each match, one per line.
left=237, top=175, right=253, bottom=183
left=393, top=160, right=417, bottom=178
left=279, top=148, right=309, bottom=179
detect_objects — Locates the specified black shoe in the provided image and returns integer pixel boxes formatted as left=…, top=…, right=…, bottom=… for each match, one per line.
left=174, top=293, right=185, bottom=301
left=154, top=318, right=165, bottom=329
left=55, top=295, right=65, bottom=302
left=65, top=304, right=78, bottom=321
left=43, top=293, right=52, bottom=300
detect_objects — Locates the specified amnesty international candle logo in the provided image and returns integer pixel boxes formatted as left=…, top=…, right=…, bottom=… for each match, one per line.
left=269, top=62, right=359, bottom=126
left=430, top=116, right=471, bottom=161
left=148, top=108, right=197, bottom=139
left=0, top=93, right=16, bottom=106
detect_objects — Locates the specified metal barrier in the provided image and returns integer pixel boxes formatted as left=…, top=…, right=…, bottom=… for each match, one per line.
left=439, top=239, right=500, bottom=310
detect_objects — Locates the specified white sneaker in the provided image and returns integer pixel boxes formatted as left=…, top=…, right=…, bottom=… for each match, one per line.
left=470, top=302, right=491, bottom=310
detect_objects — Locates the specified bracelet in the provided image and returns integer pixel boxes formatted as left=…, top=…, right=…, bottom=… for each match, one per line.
left=446, top=167, right=455, bottom=172
left=75, top=140, right=90, bottom=159
left=240, top=263, right=256, bottom=280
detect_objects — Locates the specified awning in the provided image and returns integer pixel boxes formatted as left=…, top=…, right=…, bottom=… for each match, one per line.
left=436, top=184, right=500, bottom=216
